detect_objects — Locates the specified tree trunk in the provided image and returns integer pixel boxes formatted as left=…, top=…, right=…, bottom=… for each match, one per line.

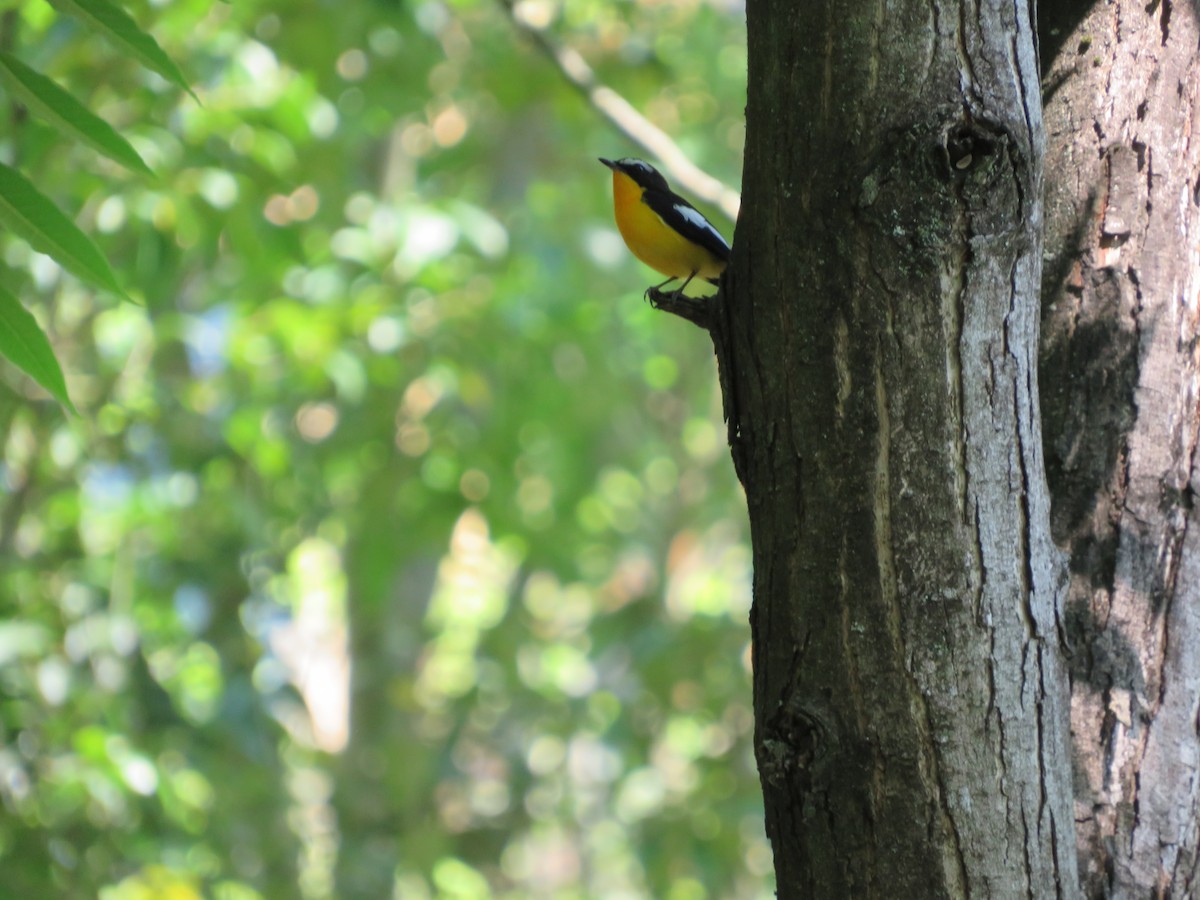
left=729, top=1, right=1079, bottom=894
left=1039, top=1, right=1200, bottom=895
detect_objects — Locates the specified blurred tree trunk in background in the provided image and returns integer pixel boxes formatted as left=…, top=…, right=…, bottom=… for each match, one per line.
left=730, top=1, right=1078, bottom=895
left=1039, top=1, right=1200, bottom=895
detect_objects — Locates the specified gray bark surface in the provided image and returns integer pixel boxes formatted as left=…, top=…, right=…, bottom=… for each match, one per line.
left=729, top=1, right=1079, bottom=895
left=1040, top=2, right=1200, bottom=895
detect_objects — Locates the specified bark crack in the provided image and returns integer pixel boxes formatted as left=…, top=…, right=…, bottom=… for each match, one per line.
left=1009, top=261, right=1038, bottom=640
left=1021, top=805, right=1035, bottom=898
left=955, top=0, right=981, bottom=105
left=946, top=247, right=970, bottom=526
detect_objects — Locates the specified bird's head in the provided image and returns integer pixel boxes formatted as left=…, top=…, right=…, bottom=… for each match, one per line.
left=599, top=157, right=670, bottom=193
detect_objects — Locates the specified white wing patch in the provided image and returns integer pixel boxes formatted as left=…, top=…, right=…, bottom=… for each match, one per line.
left=674, top=203, right=730, bottom=251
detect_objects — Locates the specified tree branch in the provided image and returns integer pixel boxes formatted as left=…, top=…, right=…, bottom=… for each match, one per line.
left=495, top=0, right=741, bottom=223
left=646, top=287, right=714, bottom=330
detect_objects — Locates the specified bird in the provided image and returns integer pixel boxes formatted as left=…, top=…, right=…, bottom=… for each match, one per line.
left=599, top=157, right=730, bottom=298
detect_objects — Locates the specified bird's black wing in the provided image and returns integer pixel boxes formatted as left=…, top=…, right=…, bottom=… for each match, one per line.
left=640, top=189, right=730, bottom=263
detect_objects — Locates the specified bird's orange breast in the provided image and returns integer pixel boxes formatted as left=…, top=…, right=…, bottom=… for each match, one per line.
left=610, top=171, right=725, bottom=281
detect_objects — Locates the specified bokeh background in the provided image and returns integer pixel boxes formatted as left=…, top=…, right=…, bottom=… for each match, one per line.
left=0, top=0, right=760, bottom=896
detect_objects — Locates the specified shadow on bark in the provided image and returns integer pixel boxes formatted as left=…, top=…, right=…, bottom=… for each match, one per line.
left=1040, top=267, right=1139, bottom=546
left=1037, top=0, right=1104, bottom=72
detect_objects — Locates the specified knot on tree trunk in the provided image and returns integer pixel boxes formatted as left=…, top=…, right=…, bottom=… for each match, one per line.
left=757, top=701, right=829, bottom=791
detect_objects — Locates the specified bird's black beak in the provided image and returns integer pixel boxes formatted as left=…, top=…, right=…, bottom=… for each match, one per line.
left=598, top=158, right=616, bottom=170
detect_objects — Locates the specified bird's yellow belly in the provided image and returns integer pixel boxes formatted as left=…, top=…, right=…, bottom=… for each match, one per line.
left=611, top=176, right=724, bottom=280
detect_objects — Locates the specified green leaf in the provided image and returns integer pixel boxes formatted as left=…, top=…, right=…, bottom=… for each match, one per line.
left=50, top=0, right=197, bottom=101
left=0, top=282, right=76, bottom=412
left=0, top=161, right=127, bottom=299
left=0, top=53, right=153, bottom=176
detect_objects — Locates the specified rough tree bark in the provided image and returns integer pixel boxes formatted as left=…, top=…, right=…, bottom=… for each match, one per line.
left=1040, top=1, right=1200, bottom=895
left=718, top=0, right=1080, bottom=894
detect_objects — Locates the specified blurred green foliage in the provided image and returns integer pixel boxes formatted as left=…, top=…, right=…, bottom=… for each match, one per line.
left=0, top=0, right=761, bottom=896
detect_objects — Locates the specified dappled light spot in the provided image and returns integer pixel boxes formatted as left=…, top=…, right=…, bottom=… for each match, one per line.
left=432, top=104, right=468, bottom=148
left=367, top=316, right=406, bottom=353
left=575, top=495, right=609, bottom=534
left=428, top=61, right=459, bottom=96
left=526, top=735, right=566, bottom=775
left=566, top=733, right=621, bottom=786
left=263, top=185, right=320, bottom=226
left=336, top=48, right=368, bottom=81
left=289, top=185, right=320, bottom=222
left=616, top=767, right=666, bottom=823
left=523, top=574, right=593, bottom=635
left=396, top=422, right=431, bottom=456
left=500, top=827, right=584, bottom=892
left=102, top=866, right=202, bottom=899
left=368, top=25, right=401, bottom=56
left=513, top=0, right=556, bottom=30
left=468, top=776, right=510, bottom=818
left=264, top=195, right=292, bottom=226
left=584, top=226, right=627, bottom=268
left=93, top=304, right=152, bottom=362
left=306, top=97, right=339, bottom=139
left=402, top=375, right=444, bottom=420
left=159, top=472, right=199, bottom=508
left=580, top=475, right=642, bottom=537
left=48, top=426, right=82, bottom=470
left=682, top=416, right=719, bottom=461
left=115, top=749, right=158, bottom=797
left=643, top=354, right=679, bottom=389
left=518, top=642, right=597, bottom=697
left=397, top=212, right=458, bottom=276
left=459, top=468, right=490, bottom=502
left=159, top=755, right=213, bottom=830
left=236, top=40, right=281, bottom=94
left=329, top=226, right=372, bottom=263
left=343, top=191, right=374, bottom=224
left=155, top=197, right=178, bottom=234
left=420, top=454, right=458, bottom=490
left=645, top=95, right=681, bottom=132
left=432, top=858, right=490, bottom=897
left=26, top=251, right=62, bottom=290
left=197, top=169, right=239, bottom=210
left=456, top=368, right=493, bottom=409
left=644, top=455, right=680, bottom=495
left=35, top=656, right=70, bottom=706
left=96, top=196, right=127, bottom=233
left=147, top=642, right=224, bottom=725
left=295, top=401, right=339, bottom=443
left=173, top=584, right=212, bottom=634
